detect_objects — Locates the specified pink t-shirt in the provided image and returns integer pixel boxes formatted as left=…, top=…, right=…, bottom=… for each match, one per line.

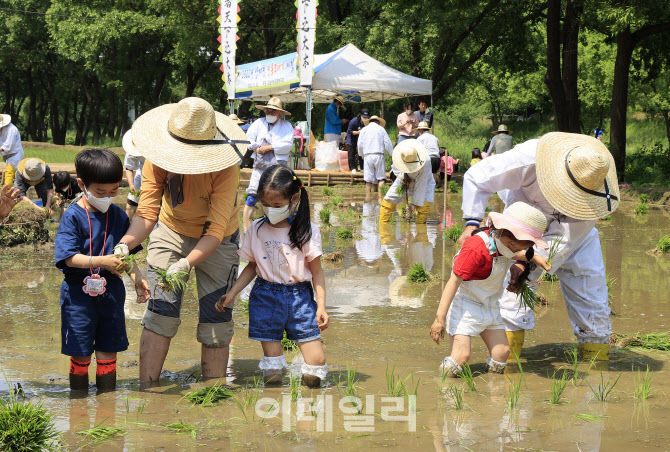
left=446, top=156, right=457, bottom=175
left=396, top=112, right=419, bottom=137
left=239, top=219, right=322, bottom=284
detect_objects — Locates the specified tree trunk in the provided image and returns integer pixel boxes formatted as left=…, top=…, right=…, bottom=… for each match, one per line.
left=662, top=109, right=670, bottom=163
left=50, top=100, right=66, bottom=145
left=561, top=0, right=582, bottom=133
left=26, top=68, right=39, bottom=141
left=609, top=28, right=634, bottom=179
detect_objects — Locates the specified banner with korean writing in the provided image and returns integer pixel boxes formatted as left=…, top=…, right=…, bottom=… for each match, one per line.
left=235, top=53, right=299, bottom=94
left=296, top=0, right=317, bottom=86
left=218, top=0, right=240, bottom=100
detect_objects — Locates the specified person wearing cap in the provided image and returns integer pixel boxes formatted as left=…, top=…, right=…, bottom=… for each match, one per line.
left=357, top=115, right=393, bottom=198
left=486, top=124, right=513, bottom=157
left=13, top=158, right=54, bottom=215
left=243, top=97, right=294, bottom=225
left=324, top=96, right=349, bottom=145
left=0, top=114, right=24, bottom=187
left=415, top=100, right=433, bottom=128
left=430, top=202, right=551, bottom=376
left=396, top=101, right=419, bottom=143
left=380, top=139, right=435, bottom=223
left=121, top=130, right=145, bottom=220
left=115, top=97, right=249, bottom=382
left=415, top=121, right=441, bottom=184
left=345, top=108, right=370, bottom=173
left=459, top=132, right=620, bottom=361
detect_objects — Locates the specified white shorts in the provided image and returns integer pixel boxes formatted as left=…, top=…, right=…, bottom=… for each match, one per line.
left=446, top=296, right=505, bottom=337
left=363, top=154, right=386, bottom=183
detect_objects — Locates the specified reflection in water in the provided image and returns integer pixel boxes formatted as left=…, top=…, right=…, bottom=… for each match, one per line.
left=355, top=201, right=383, bottom=264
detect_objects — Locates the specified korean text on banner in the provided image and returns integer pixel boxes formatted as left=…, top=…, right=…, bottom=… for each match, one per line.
left=220, top=0, right=239, bottom=100
left=235, top=53, right=299, bottom=93
left=297, top=0, right=317, bottom=86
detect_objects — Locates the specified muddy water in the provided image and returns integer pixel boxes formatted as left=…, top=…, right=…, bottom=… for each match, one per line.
left=1, top=189, right=670, bottom=451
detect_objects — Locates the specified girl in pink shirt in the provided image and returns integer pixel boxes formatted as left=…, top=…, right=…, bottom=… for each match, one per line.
left=216, top=165, right=328, bottom=387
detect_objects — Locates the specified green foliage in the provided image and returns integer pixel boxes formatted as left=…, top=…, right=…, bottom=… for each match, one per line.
left=586, top=372, right=621, bottom=402
left=153, top=268, right=188, bottom=294
left=446, top=385, right=464, bottom=410
left=506, top=376, right=523, bottom=408
left=444, top=224, right=465, bottom=243
left=337, top=365, right=360, bottom=399
left=319, top=208, right=331, bottom=225
left=330, top=195, right=344, bottom=207
left=447, top=181, right=460, bottom=193
left=322, top=187, right=334, bottom=196
left=633, top=366, right=652, bottom=400
left=77, top=422, right=124, bottom=446
left=624, top=142, right=670, bottom=186
left=407, top=263, right=431, bottom=283
left=335, top=227, right=353, bottom=240
left=385, top=362, right=417, bottom=398
left=458, top=362, right=476, bottom=392
left=518, top=282, right=541, bottom=312
left=612, top=332, right=670, bottom=350
left=634, top=203, right=648, bottom=215
left=656, top=235, right=670, bottom=252
left=163, top=421, right=200, bottom=439
left=549, top=371, right=568, bottom=404
left=183, top=383, right=235, bottom=406
left=639, top=193, right=649, bottom=204
left=289, top=373, right=301, bottom=402
left=380, top=184, right=390, bottom=197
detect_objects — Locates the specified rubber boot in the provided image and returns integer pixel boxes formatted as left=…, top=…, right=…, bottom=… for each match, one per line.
left=578, top=342, right=609, bottom=361
left=506, top=330, right=525, bottom=362
left=415, top=202, right=431, bottom=223
left=379, top=200, right=396, bottom=223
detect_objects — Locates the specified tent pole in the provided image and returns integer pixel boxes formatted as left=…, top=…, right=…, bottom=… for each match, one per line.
left=381, top=100, right=384, bottom=119
left=306, top=87, right=312, bottom=161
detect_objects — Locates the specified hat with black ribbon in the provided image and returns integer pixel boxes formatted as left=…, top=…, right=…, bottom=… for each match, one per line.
left=129, top=97, right=249, bottom=174
left=536, top=132, right=619, bottom=220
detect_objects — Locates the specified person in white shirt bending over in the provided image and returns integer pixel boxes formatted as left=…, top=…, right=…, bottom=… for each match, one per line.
left=357, top=115, right=393, bottom=199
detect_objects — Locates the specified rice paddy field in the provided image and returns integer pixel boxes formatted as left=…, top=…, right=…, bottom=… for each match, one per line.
left=1, top=186, right=670, bottom=451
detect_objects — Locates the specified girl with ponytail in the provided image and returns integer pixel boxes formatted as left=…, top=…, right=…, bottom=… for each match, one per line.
left=215, top=165, right=328, bottom=387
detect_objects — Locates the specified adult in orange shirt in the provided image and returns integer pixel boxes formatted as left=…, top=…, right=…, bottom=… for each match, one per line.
left=115, top=98, right=249, bottom=382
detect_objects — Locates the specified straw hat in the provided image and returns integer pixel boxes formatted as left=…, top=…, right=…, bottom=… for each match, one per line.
left=368, top=115, right=386, bottom=128
left=229, top=114, right=245, bottom=125
left=0, top=114, right=10, bottom=128
left=18, top=158, right=46, bottom=182
left=122, top=130, right=142, bottom=157
left=492, top=124, right=512, bottom=135
left=392, top=139, right=428, bottom=174
left=129, top=97, right=248, bottom=175
left=333, top=96, right=346, bottom=108
left=536, top=132, right=619, bottom=220
left=488, top=202, right=549, bottom=249
left=255, top=97, right=291, bottom=115
left=413, top=121, right=432, bottom=131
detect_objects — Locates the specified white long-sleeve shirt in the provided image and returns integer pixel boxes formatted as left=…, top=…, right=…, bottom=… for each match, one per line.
left=386, top=163, right=435, bottom=207
left=461, top=139, right=596, bottom=270
left=357, top=122, right=393, bottom=157
left=417, top=131, right=440, bottom=158
left=0, top=123, right=24, bottom=167
left=246, top=117, right=294, bottom=162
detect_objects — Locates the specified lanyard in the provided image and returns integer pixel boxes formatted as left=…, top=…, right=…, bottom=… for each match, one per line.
left=83, top=203, right=109, bottom=276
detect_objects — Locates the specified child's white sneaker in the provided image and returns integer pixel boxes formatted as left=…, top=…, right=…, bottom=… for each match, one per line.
left=439, top=357, right=462, bottom=377
left=485, top=357, right=507, bottom=374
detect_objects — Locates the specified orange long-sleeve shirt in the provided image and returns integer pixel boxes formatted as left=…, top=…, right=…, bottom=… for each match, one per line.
left=136, top=160, right=240, bottom=242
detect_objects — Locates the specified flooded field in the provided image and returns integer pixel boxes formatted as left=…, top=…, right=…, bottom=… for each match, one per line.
left=1, top=187, right=670, bottom=451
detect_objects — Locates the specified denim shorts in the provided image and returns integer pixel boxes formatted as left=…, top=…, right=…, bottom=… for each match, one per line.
left=248, top=277, right=321, bottom=342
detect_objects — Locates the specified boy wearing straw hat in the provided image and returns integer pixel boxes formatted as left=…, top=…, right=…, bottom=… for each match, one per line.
left=115, top=97, right=249, bottom=382
left=243, top=97, right=294, bottom=225
left=13, top=157, right=55, bottom=216
left=380, top=139, right=435, bottom=223
left=357, top=115, right=393, bottom=198
left=0, top=114, right=24, bottom=186
left=486, top=124, right=513, bottom=156
left=459, top=132, right=620, bottom=361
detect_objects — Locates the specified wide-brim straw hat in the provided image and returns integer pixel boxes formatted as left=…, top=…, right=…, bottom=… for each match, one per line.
left=18, top=158, right=46, bottom=182
left=333, top=96, right=346, bottom=108
left=413, top=121, right=432, bottom=131
left=536, top=132, right=619, bottom=220
left=368, top=115, right=386, bottom=128
left=122, top=130, right=143, bottom=157
left=488, top=202, right=549, bottom=249
left=229, top=114, right=245, bottom=125
left=255, top=97, right=291, bottom=115
left=492, top=124, right=512, bottom=135
left=0, top=114, right=10, bottom=128
left=130, top=97, right=249, bottom=175
left=392, top=139, right=429, bottom=174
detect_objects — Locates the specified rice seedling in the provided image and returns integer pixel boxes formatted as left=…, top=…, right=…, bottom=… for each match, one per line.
left=601, top=215, right=611, bottom=221
left=153, top=267, right=188, bottom=294
left=330, top=195, right=344, bottom=207
left=575, top=413, right=607, bottom=422
left=535, top=235, right=563, bottom=284
left=319, top=208, right=331, bottom=225
left=281, top=331, right=299, bottom=351
left=548, top=371, right=569, bottom=404
left=163, top=420, right=200, bottom=439
left=506, top=376, right=522, bottom=408
left=611, top=332, right=670, bottom=350
left=639, top=193, right=649, bottom=204
left=437, top=366, right=451, bottom=393
left=321, top=187, right=334, bottom=196
left=634, top=203, right=648, bottom=215
left=129, top=188, right=142, bottom=198
left=517, top=282, right=541, bottom=312
left=656, top=234, right=670, bottom=253
left=385, top=362, right=412, bottom=397
left=233, top=377, right=262, bottom=421
left=0, top=373, right=60, bottom=452
left=458, top=362, right=476, bottom=392
left=633, top=366, right=652, bottom=400
left=586, top=372, right=621, bottom=402
left=182, top=382, right=235, bottom=406
left=337, top=366, right=363, bottom=413
left=335, top=227, right=353, bottom=240
left=444, top=224, right=465, bottom=243
left=543, top=272, right=558, bottom=282
left=289, top=373, right=301, bottom=402
left=564, top=347, right=580, bottom=384
left=380, top=184, right=390, bottom=196
left=407, top=262, right=431, bottom=283
left=395, top=183, right=407, bottom=196
left=446, top=384, right=464, bottom=410
left=447, top=181, right=460, bottom=193
left=77, top=420, right=125, bottom=445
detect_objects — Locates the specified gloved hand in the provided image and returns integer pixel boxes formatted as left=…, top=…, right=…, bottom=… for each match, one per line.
left=167, top=258, right=191, bottom=276
left=113, top=242, right=129, bottom=259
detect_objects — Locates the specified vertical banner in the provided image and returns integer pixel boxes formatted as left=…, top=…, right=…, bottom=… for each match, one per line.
left=296, top=0, right=317, bottom=86
left=218, top=0, right=240, bottom=100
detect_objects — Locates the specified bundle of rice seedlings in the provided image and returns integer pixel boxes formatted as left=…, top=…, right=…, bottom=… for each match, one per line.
left=518, top=282, right=541, bottom=312
left=129, top=189, right=142, bottom=198
left=535, top=235, right=563, bottom=284
left=153, top=268, right=188, bottom=293
left=322, top=187, right=334, bottom=196
left=335, top=228, right=353, bottom=240
left=444, top=224, right=464, bottom=243
left=319, top=208, right=331, bottom=225
left=656, top=235, right=670, bottom=253
left=395, top=184, right=407, bottom=196
left=330, top=195, right=344, bottom=207
left=407, top=263, right=430, bottom=283
left=281, top=331, right=299, bottom=351
left=634, top=203, right=648, bottom=215
left=182, top=383, right=235, bottom=406
left=77, top=422, right=125, bottom=445
left=611, top=332, right=670, bottom=351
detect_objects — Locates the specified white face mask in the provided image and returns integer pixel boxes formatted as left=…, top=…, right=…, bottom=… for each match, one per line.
left=406, top=109, right=412, bottom=115
left=263, top=203, right=292, bottom=225
left=494, top=237, right=516, bottom=258
left=266, top=114, right=278, bottom=124
left=84, top=187, right=114, bottom=213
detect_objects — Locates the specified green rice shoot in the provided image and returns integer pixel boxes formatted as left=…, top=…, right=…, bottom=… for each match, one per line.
left=444, top=224, right=465, bottom=243
left=380, top=184, right=390, bottom=196
left=117, top=252, right=140, bottom=272
left=153, top=267, right=188, bottom=294
left=518, top=282, right=541, bottom=312
left=446, top=384, right=464, bottom=410
left=634, top=203, right=648, bottom=215
left=564, top=347, right=580, bottom=385
left=633, top=365, right=652, bottom=400
left=289, top=373, right=301, bottom=402
left=163, top=420, right=200, bottom=439
left=459, top=362, right=476, bottom=392
left=321, top=186, right=334, bottom=196
left=407, top=263, right=431, bottom=283
left=612, top=332, right=670, bottom=350
left=129, top=188, right=142, bottom=198
left=337, top=365, right=360, bottom=399
left=575, top=413, right=607, bottom=422
left=319, top=207, right=331, bottom=225
left=506, top=376, right=522, bottom=408
left=77, top=420, right=125, bottom=445
left=549, top=371, right=568, bottom=404
left=536, top=235, right=563, bottom=284
left=639, top=193, right=649, bottom=204
left=335, top=227, right=353, bottom=240
left=330, top=195, right=344, bottom=206
left=586, top=372, right=621, bottom=402
left=656, top=235, right=670, bottom=253
left=182, top=382, right=235, bottom=406
left=395, top=183, right=407, bottom=196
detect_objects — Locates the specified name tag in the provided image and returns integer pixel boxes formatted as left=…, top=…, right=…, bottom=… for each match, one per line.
left=83, top=274, right=107, bottom=296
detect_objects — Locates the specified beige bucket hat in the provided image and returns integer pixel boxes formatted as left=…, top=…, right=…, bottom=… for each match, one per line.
left=536, top=132, right=619, bottom=220
left=488, top=202, right=549, bottom=249
left=413, top=121, right=432, bottom=131
left=0, top=114, right=10, bottom=128
left=368, top=115, right=386, bottom=128
left=129, top=97, right=249, bottom=175
left=18, top=158, right=46, bottom=182
left=255, top=97, right=291, bottom=115
left=122, top=130, right=142, bottom=157
left=492, top=124, right=512, bottom=135
left=392, top=139, right=428, bottom=174
left=229, top=114, right=245, bottom=125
